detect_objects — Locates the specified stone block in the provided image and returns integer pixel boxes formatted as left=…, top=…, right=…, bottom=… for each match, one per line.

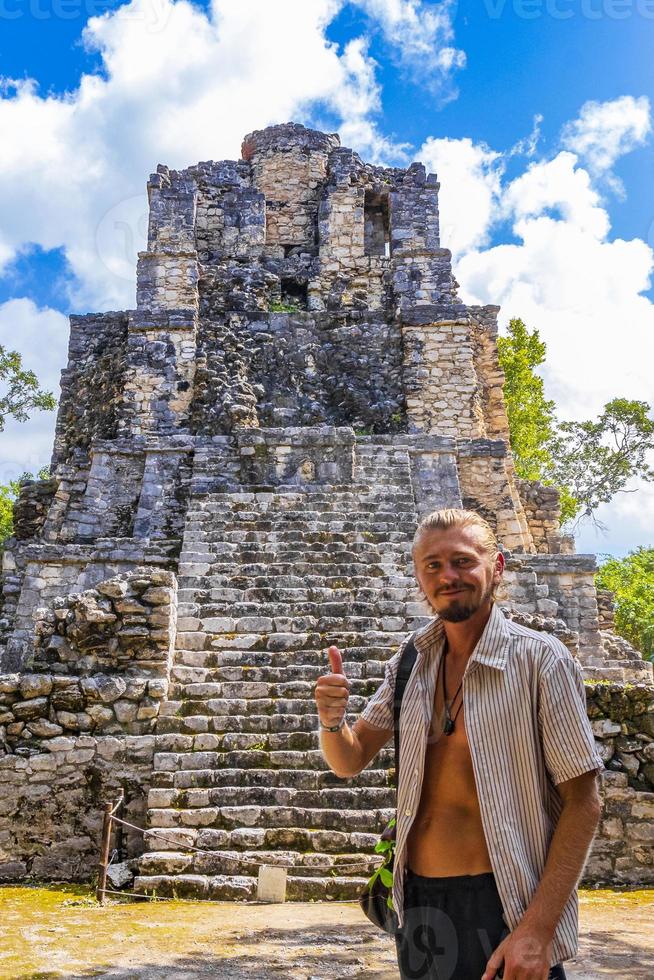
left=19, top=675, right=53, bottom=699
left=257, top=865, right=287, bottom=902
left=13, top=698, right=49, bottom=721
left=27, top=719, right=64, bottom=739
left=81, top=676, right=127, bottom=704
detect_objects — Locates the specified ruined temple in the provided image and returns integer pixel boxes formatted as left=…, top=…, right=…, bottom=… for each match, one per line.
left=1, top=124, right=652, bottom=894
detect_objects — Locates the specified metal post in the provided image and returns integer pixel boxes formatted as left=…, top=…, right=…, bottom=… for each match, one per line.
left=96, top=801, right=113, bottom=905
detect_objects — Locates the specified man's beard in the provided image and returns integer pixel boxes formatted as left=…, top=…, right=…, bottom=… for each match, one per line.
left=434, top=582, right=494, bottom=622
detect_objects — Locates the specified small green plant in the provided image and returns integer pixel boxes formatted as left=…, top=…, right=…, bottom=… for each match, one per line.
left=363, top=816, right=396, bottom=909
left=269, top=301, right=300, bottom=313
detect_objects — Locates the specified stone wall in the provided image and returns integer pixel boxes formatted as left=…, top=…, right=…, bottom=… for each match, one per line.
left=0, top=734, right=158, bottom=881
left=457, top=441, right=532, bottom=553
left=0, top=569, right=177, bottom=752
left=31, top=570, right=176, bottom=678
left=51, top=313, right=129, bottom=468
left=191, top=311, right=405, bottom=435
left=518, top=479, right=569, bottom=555
left=401, top=318, right=485, bottom=440
left=584, top=682, right=654, bottom=886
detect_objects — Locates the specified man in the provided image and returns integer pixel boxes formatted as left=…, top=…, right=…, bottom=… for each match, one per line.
left=315, top=508, right=603, bottom=980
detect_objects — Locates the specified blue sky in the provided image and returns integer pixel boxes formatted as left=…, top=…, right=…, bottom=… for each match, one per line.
left=0, top=0, right=653, bottom=556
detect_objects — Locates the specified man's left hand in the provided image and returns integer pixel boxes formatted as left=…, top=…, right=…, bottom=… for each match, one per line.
left=481, top=923, right=553, bottom=980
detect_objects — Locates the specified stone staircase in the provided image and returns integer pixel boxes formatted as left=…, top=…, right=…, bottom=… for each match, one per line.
left=134, top=440, right=425, bottom=899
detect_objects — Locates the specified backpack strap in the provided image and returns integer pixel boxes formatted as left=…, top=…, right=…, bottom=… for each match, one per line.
left=392, top=635, right=419, bottom=788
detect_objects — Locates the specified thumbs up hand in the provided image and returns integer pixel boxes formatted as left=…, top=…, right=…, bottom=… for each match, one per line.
left=315, top=645, right=350, bottom=729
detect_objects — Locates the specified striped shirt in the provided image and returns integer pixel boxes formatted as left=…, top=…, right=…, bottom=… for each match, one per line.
left=360, top=602, right=604, bottom=965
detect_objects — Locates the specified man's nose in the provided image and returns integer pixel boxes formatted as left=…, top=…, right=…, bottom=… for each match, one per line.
left=438, top=563, right=459, bottom=584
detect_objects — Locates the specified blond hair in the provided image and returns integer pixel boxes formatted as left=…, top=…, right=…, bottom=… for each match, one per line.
left=412, top=508, right=498, bottom=559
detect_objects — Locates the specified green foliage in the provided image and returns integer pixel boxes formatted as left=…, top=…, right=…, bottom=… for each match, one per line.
left=596, top=548, right=654, bottom=662
left=269, top=301, right=300, bottom=313
left=0, top=467, right=50, bottom=546
left=547, top=399, right=654, bottom=523
left=0, top=344, right=56, bottom=431
left=499, top=318, right=654, bottom=527
left=497, top=318, right=557, bottom=482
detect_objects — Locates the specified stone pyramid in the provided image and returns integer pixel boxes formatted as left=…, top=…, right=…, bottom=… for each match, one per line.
left=0, top=123, right=651, bottom=896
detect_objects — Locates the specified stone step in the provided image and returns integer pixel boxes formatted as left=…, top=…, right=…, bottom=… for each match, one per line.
left=145, top=804, right=394, bottom=832
left=168, top=679, right=379, bottom=700
left=174, top=627, right=407, bottom=654
left=139, top=849, right=381, bottom=878
left=178, top=576, right=414, bottom=595
left=133, top=872, right=366, bottom=901
left=153, top=767, right=391, bottom=791
left=173, top=648, right=400, bottom=670
left=153, top=746, right=394, bottom=773
left=178, top=591, right=416, bottom=611
left=177, top=601, right=410, bottom=624
left=169, top=662, right=387, bottom=685
left=185, top=514, right=417, bottom=530
left=183, top=529, right=412, bottom=545
left=178, top=561, right=408, bottom=579
left=156, top=711, right=337, bottom=735
left=159, top=695, right=369, bottom=718
left=140, top=825, right=381, bottom=854
left=146, top=784, right=394, bottom=810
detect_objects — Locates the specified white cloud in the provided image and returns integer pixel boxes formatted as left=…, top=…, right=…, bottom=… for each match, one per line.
left=501, top=151, right=609, bottom=238
left=0, top=299, right=67, bottom=482
left=456, top=149, right=654, bottom=420
left=351, top=0, right=465, bottom=89
left=417, top=136, right=503, bottom=255
left=415, top=107, right=654, bottom=553
left=0, top=0, right=466, bottom=313
left=561, top=94, right=652, bottom=193
left=576, top=479, right=654, bottom=558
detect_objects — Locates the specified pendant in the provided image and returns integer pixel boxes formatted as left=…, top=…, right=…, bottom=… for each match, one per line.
left=443, top=716, right=454, bottom=736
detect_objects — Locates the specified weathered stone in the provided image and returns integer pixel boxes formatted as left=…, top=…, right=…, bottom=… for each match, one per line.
left=80, top=676, right=127, bottom=704
left=26, top=719, right=64, bottom=738
left=141, top=588, right=172, bottom=605
left=86, top=705, right=116, bottom=727
left=113, top=700, right=138, bottom=723
left=12, top=698, right=48, bottom=722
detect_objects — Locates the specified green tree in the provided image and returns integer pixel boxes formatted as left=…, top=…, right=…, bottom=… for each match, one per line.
left=497, top=318, right=557, bottom=481
left=547, top=399, right=654, bottom=525
left=0, top=468, right=51, bottom=546
left=499, top=318, right=654, bottom=526
left=0, top=344, right=56, bottom=431
left=596, top=548, right=654, bottom=661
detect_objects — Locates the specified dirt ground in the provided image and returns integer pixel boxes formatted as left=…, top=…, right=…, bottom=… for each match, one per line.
left=1, top=886, right=653, bottom=980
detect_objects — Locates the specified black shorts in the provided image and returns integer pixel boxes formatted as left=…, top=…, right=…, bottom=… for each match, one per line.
left=395, top=869, right=567, bottom=980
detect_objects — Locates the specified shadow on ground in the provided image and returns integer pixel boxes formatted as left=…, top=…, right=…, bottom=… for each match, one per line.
left=14, top=924, right=397, bottom=980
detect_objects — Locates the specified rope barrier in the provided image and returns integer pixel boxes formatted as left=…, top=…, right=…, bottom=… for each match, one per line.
left=97, top=802, right=384, bottom=903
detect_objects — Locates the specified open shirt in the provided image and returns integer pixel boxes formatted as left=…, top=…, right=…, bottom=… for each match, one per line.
left=360, top=602, right=604, bottom=964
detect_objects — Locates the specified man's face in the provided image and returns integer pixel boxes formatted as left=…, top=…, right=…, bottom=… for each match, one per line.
left=412, top=525, right=504, bottom=623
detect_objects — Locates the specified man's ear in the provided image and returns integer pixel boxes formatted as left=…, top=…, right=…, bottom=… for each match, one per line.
left=494, top=551, right=505, bottom=577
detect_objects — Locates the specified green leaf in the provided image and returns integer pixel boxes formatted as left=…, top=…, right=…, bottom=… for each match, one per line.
left=386, top=893, right=394, bottom=909
left=365, top=869, right=380, bottom=889
left=374, top=839, right=392, bottom=853
left=379, top=867, right=393, bottom=888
